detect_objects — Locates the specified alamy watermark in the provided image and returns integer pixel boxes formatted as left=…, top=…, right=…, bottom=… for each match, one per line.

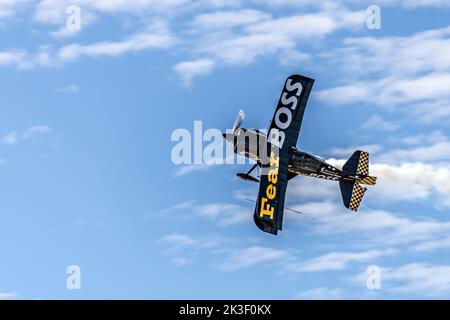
left=66, top=265, right=81, bottom=290
left=366, top=5, right=382, bottom=30
left=366, top=265, right=382, bottom=290
left=171, top=121, right=268, bottom=166
left=66, top=5, right=82, bottom=32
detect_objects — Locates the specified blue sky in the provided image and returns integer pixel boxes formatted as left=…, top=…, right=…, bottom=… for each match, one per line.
left=1, top=0, right=450, bottom=299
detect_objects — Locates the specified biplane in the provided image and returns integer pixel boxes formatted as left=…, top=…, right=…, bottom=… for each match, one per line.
left=223, top=75, right=377, bottom=235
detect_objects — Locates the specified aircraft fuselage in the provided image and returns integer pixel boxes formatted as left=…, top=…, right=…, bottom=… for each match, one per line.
left=288, top=148, right=360, bottom=183
left=225, top=128, right=372, bottom=184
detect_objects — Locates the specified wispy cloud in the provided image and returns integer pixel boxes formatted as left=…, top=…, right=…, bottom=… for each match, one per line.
left=191, top=9, right=271, bottom=30
left=172, top=164, right=212, bottom=177
left=33, top=0, right=193, bottom=24
left=1, top=126, right=51, bottom=145
left=352, top=263, right=450, bottom=297
left=217, top=246, right=288, bottom=271
left=360, top=115, right=400, bottom=132
left=295, top=287, right=343, bottom=300
left=174, top=59, right=216, bottom=86
left=0, top=51, right=29, bottom=69
left=55, top=84, right=79, bottom=93
left=0, top=291, right=18, bottom=300
left=22, top=126, right=51, bottom=139
left=1, top=131, right=18, bottom=145
left=286, top=249, right=396, bottom=272
left=152, top=200, right=251, bottom=226
left=184, top=5, right=365, bottom=73
left=413, top=236, right=450, bottom=252
left=57, top=22, right=174, bottom=62
left=0, top=0, right=30, bottom=19
left=0, top=21, right=175, bottom=69
left=318, top=25, right=450, bottom=123
left=159, top=233, right=226, bottom=266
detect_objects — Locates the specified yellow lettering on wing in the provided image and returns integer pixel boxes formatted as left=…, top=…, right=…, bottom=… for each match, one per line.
left=268, top=168, right=278, bottom=184
left=259, top=197, right=274, bottom=219
left=266, top=184, right=276, bottom=200
left=259, top=150, right=280, bottom=220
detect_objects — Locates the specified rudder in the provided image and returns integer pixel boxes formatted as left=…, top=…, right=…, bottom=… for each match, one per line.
left=343, top=150, right=369, bottom=176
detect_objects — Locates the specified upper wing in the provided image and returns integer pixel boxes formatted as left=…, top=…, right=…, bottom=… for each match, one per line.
left=253, top=75, right=315, bottom=235
left=267, top=74, right=315, bottom=152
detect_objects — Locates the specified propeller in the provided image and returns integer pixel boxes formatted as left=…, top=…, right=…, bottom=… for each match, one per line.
left=232, top=109, right=245, bottom=133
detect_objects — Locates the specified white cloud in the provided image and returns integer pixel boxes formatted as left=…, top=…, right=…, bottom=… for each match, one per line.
left=33, top=0, right=190, bottom=24
left=55, top=84, right=79, bottom=93
left=217, top=246, right=288, bottom=271
left=329, top=26, right=450, bottom=77
left=286, top=249, right=395, bottom=272
left=50, top=27, right=81, bottom=39
left=327, top=144, right=383, bottom=158
left=317, top=73, right=450, bottom=107
left=22, top=126, right=51, bottom=139
left=412, top=100, right=450, bottom=123
left=295, top=287, right=343, bottom=300
left=195, top=202, right=251, bottom=226
left=174, top=59, right=216, bottom=86
left=0, top=51, right=29, bottom=69
left=319, top=26, right=450, bottom=122
left=152, top=200, right=251, bottom=226
left=58, top=22, right=174, bottom=62
left=172, top=164, right=211, bottom=177
left=375, top=142, right=450, bottom=164
left=159, top=233, right=226, bottom=266
left=191, top=9, right=271, bottom=30
left=384, top=263, right=450, bottom=296
left=400, top=0, right=450, bottom=8
left=389, top=131, right=446, bottom=146
left=0, top=0, right=30, bottom=19
left=1, top=131, right=18, bottom=145
left=255, top=0, right=450, bottom=8
left=0, top=22, right=174, bottom=69
left=0, top=49, right=47, bottom=69
left=159, top=234, right=291, bottom=270
left=1, top=126, right=50, bottom=145
left=360, top=115, right=400, bottom=131
left=413, top=236, right=450, bottom=252
left=288, top=176, right=340, bottom=201
left=1, top=3, right=366, bottom=73
left=293, top=200, right=450, bottom=246
left=192, top=7, right=365, bottom=67
left=0, top=291, right=17, bottom=300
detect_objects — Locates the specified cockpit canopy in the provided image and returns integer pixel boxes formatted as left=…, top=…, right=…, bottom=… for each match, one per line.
left=290, top=150, right=321, bottom=172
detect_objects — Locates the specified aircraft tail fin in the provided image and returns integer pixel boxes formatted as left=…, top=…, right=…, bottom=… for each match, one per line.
left=339, top=180, right=367, bottom=212
left=342, top=150, right=377, bottom=185
left=343, top=150, right=369, bottom=175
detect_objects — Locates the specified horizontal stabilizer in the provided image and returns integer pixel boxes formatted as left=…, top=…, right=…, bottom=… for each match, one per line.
left=359, top=175, right=377, bottom=185
left=340, top=180, right=367, bottom=212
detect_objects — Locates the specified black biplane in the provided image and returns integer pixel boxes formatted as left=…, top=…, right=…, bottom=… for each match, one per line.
left=223, top=75, right=377, bottom=235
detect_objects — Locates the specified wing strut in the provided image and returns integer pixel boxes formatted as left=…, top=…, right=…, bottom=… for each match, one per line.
left=247, top=164, right=258, bottom=175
